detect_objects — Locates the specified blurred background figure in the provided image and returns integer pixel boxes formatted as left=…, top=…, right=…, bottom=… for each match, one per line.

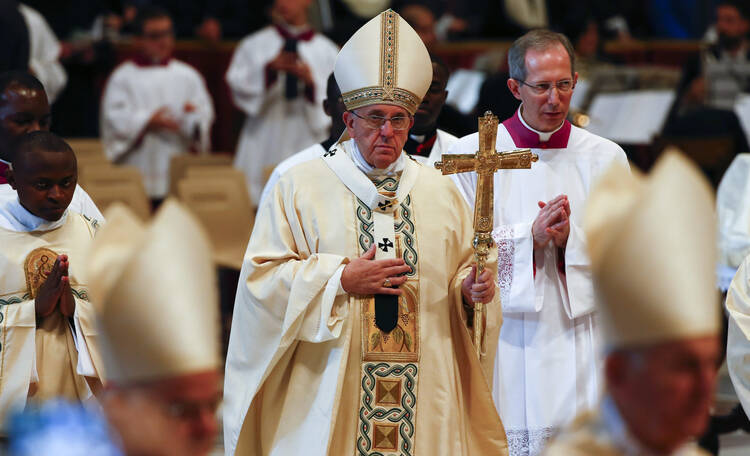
left=403, top=55, right=457, bottom=165
left=258, top=72, right=346, bottom=206
left=227, top=0, right=337, bottom=207
left=545, top=152, right=721, bottom=456
left=18, top=2, right=67, bottom=103
left=100, top=6, right=214, bottom=205
left=88, top=201, right=222, bottom=456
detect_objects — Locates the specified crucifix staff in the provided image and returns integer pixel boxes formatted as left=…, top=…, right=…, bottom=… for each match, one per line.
left=435, top=111, right=538, bottom=358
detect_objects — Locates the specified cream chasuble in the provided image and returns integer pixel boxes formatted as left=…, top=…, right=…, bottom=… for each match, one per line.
left=726, top=254, right=750, bottom=416
left=0, top=208, right=104, bottom=430
left=224, top=138, right=507, bottom=455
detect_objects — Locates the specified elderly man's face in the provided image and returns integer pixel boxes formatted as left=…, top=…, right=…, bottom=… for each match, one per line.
left=507, top=43, right=577, bottom=132
left=607, top=336, right=720, bottom=454
left=104, top=370, right=222, bottom=456
left=343, top=104, right=414, bottom=169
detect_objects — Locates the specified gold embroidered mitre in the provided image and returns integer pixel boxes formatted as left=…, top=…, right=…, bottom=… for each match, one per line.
left=85, top=200, right=220, bottom=384
left=334, top=9, right=431, bottom=115
left=584, top=150, right=720, bottom=349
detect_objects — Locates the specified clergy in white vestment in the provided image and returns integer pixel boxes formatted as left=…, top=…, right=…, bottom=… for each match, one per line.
left=544, top=151, right=720, bottom=456
left=0, top=132, right=105, bottom=432
left=717, top=153, right=750, bottom=290
left=224, top=10, right=508, bottom=456
left=258, top=72, right=346, bottom=206
left=403, top=55, right=457, bottom=166
left=726, top=253, right=750, bottom=423
left=18, top=3, right=67, bottom=104
left=447, top=29, right=628, bottom=455
left=226, top=0, right=338, bottom=207
left=85, top=200, right=222, bottom=456
left=0, top=71, right=103, bottom=223
left=100, top=6, right=214, bottom=200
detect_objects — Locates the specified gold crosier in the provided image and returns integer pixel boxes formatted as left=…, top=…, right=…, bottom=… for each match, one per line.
left=435, top=111, right=538, bottom=358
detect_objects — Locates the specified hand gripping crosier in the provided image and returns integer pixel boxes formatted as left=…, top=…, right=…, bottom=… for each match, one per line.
left=435, top=111, right=538, bottom=358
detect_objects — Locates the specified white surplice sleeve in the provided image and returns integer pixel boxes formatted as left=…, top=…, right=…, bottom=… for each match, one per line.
left=561, top=218, right=594, bottom=318
left=100, top=68, right=155, bottom=162
left=727, top=256, right=750, bottom=416
left=178, top=69, right=215, bottom=154
left=450, top=169, right=538, bottom=314
left=226, top=34, right=280, bottom=118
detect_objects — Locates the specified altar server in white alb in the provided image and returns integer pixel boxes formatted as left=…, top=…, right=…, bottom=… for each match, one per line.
left=545, top=152, right=720, bottom=456
left=18, top=3, right=67, bottom=104
left=224, top=10, right=507, bottom=455
left=448, top=29, right=627, bottom=455
left=100, top=6, right=214, bottom=200
left=227, top=0, right=338, bottom=207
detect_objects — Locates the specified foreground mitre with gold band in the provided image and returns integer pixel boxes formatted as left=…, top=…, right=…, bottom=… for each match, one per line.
left=85, top=200, right=220, bottom=383
left=584, top=150, right=719, bottom=348
left=334, top=8, right=432, bottom=114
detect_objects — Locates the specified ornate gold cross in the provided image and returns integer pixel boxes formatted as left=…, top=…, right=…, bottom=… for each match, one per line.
left=435, top=111, right=538, bottom=358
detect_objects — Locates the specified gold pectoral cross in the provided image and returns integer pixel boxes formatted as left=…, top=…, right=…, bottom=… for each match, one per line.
left=435, top=111, right=538, bottom=358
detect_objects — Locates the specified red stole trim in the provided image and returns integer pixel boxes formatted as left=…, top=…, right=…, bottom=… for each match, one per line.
left=131, top=54, right=172, bottom=67
left=273, top=24, right=315, bottom=42
left=502, top=110, right=571, bottom=149
left=0, top=162, right=8, bottom=184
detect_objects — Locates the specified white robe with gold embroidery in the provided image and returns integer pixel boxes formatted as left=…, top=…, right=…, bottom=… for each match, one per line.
left=224, top=141, right=507, bottom=455
left=0, top=208, right=104, bottom=430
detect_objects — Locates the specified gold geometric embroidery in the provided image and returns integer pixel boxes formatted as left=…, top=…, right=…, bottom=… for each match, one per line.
left=376, top=379, right=401, bottom=405
left=373, top=424, right=399, bottom=451
left=24, top=247, right=58, bottom=298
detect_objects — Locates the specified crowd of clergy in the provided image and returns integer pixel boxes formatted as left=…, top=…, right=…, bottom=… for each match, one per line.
left=3, top=0, right=750, bottom=456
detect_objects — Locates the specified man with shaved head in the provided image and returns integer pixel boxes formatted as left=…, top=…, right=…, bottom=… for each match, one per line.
left=0, top=131, right=105, bottom=432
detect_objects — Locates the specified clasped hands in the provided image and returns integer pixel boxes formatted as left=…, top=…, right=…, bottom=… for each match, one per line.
left=268, top=51, right=314, bottom=86
left=35, top=255, right=75, bottom=319
left=340, top=245, right=495, bottom=304
left=532, top=194, right=571, bottom=250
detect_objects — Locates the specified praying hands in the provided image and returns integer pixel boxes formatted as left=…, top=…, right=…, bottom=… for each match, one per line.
left=35, top=254, right=75, bottom=318
left=533, top=194, right=571, bottom=250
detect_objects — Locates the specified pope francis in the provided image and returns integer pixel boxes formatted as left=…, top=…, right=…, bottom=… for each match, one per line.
left=223, top=9, right=508, bottom=456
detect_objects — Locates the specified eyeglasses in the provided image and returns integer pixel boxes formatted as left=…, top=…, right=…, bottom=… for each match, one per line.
left=350, top=110, right=412, bottom=130
left=516, top=79, right=574, bottom=95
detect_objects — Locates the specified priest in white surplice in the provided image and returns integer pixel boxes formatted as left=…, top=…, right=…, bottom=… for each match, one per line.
left=448, top=30, right=628, bottom=455
left=224, top=10, right=508, bottom=456
left=227, top=0, right=338, bottom=207
left=100, top=7, right=214, bottom=200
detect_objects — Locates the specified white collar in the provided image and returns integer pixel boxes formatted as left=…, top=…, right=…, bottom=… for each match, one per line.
left=349, top=140, right=405, bottom=178
left=518, top=103, right=565, bottom=142
left=0, top=158, right=9, bottom=165
left=409, top=133, right=426, bottom=143
left=0, top=197, right=68, bottom=232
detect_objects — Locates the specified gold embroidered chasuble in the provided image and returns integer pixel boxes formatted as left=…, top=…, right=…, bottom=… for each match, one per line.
left=0, top=213, right=104, bottom=428
left=224, top=143, right=507, bottom=455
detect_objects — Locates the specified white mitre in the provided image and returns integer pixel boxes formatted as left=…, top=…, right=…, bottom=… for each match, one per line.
left=334, top=9, right=431, bottom=115
left=85, top=200, right=220, bottom=384
left=584, top=150, right=720, bottom=349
